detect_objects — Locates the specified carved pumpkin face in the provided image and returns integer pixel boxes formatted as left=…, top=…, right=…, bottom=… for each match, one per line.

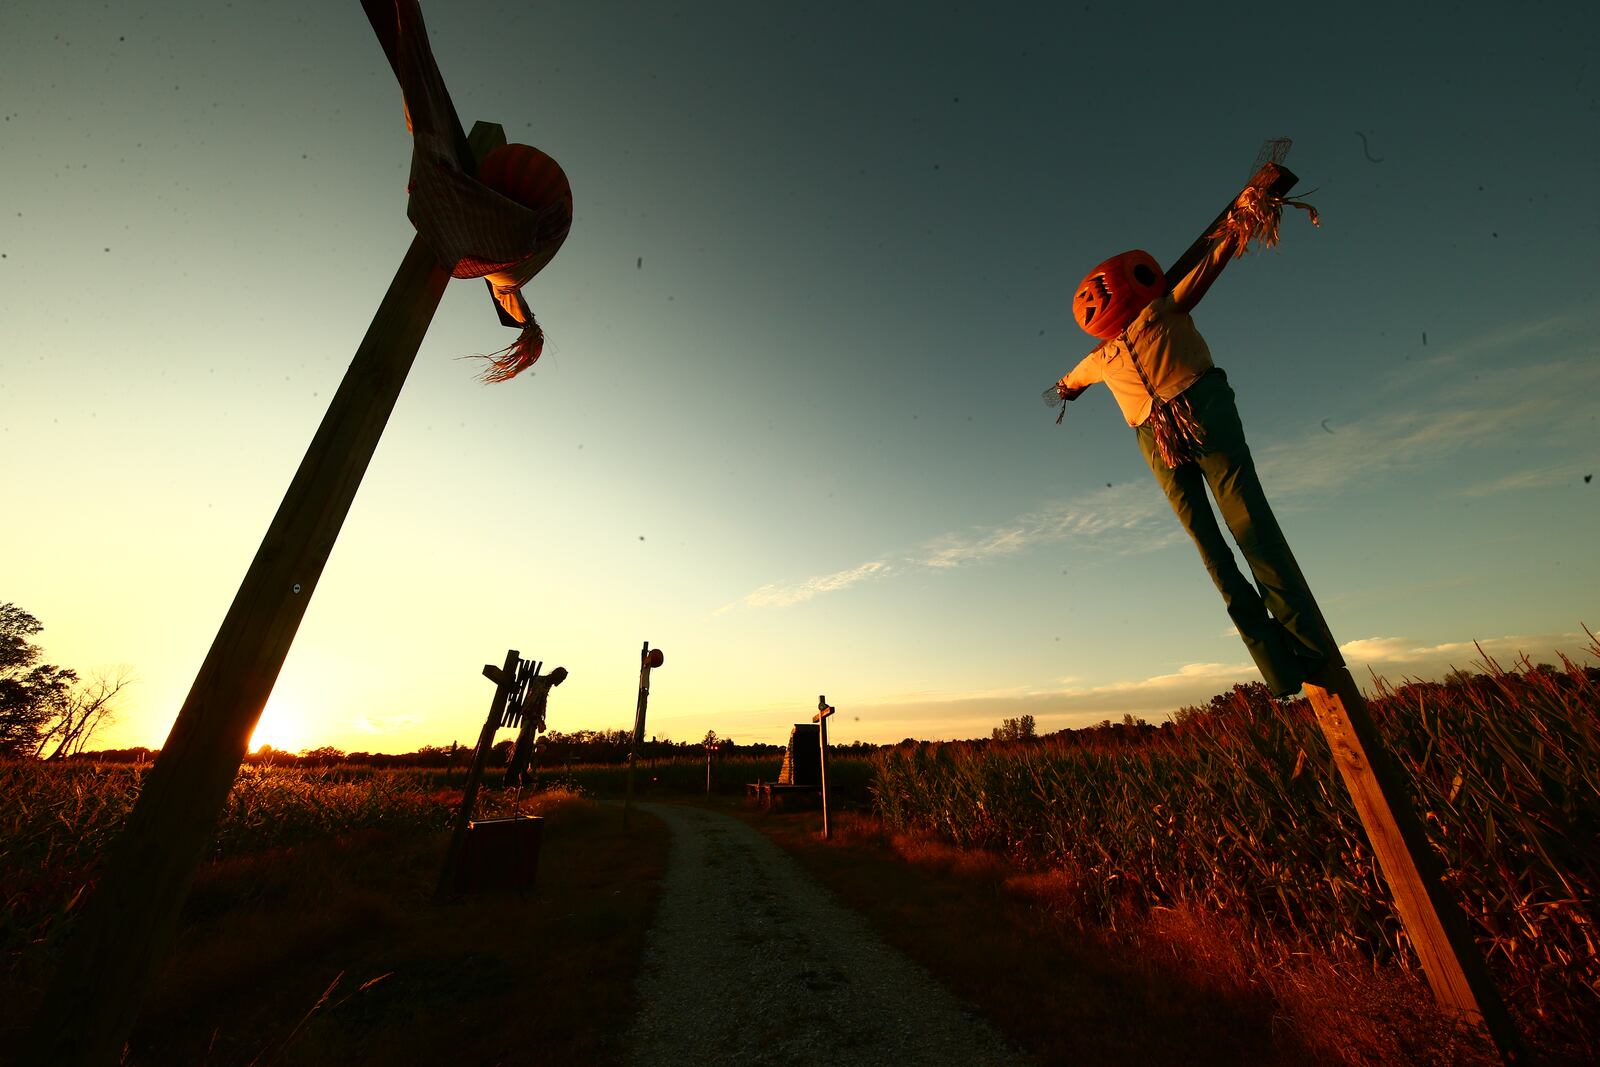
left=1072, top=249, right=1166, bottom=339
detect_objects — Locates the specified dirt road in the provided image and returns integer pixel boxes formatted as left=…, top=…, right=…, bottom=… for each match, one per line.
left=625, top=804, right=1022, bottom=1066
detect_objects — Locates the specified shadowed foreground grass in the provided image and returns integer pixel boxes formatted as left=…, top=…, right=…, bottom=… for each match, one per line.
left=6, top=787, right=668, bottom=1067
left=734, top=801, right=1497, bottom=1067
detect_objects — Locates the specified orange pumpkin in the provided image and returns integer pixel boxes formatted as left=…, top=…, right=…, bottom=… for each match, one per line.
left=1072, top=249, right=1166, bottom=339
left=476, top=143, right=572, bottom=222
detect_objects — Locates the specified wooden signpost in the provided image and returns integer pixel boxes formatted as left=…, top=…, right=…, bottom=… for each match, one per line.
left=29, top=4, right=555, bottom=1061
left=623, top=640, right=664, bottom=827
left=814, top=696, right=835, bottom=840
left=704, top=739, right=721, bottom=797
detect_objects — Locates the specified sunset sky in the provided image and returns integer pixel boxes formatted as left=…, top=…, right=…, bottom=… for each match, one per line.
left=3, top=2, right=1596, bottom=754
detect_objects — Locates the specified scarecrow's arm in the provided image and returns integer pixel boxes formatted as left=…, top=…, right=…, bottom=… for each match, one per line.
left=1169, top=231, right=1240, bottom=313
left=1057, top=342, right=1110, bottom=397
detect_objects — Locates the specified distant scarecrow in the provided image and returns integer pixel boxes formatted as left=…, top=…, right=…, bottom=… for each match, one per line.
left=1052, top=152, right=1335, bottom=698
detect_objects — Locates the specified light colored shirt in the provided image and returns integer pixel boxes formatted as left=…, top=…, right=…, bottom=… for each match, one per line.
left=1059, top=235, right=1235, bottom=427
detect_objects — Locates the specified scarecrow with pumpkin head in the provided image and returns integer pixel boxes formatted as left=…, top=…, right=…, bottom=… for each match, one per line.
left=1053, top=181, right=1337, bottom=698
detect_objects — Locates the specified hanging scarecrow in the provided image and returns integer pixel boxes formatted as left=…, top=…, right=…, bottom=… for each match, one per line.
left=1050, top=153, right=1336, bottom=698
left=385, top=0, right=572, bottom=380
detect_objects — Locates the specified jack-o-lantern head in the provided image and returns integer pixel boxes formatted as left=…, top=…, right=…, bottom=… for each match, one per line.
left=475, top=143, right=573, bottom=248
left=1072, top=250, right=1166, bottom=339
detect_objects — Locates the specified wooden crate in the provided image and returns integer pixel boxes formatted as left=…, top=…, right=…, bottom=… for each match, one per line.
left=459, top=815, right=543, bottom=893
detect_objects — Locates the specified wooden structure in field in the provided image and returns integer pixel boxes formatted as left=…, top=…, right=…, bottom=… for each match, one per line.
left=1049, top=143, right=1524, bottom=1064
left=28, top=4, right=572, bottom=1062
left=437, top=649, right=546, bottom=898
left=622, top=640, right=665, bottom=827
left=748, top=720, right=823, bottom=810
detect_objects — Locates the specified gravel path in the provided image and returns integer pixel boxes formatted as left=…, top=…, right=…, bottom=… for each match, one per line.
left=625, top=804, right=1023, bottom=1067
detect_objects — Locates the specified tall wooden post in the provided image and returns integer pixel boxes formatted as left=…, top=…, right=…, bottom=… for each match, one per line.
left=623, top=641, right=661, bottom=827
left=26, top=119, right=507, bottom=1064
left=704, top=740, right=720, bottom=797
left=1140, top=148, right=1522, bottom=1063
left=1304, top=665, right=1525, bottom=1062
left=437, top=648, right=522, bottom=898
left=814, top=696, right=835, bottom=840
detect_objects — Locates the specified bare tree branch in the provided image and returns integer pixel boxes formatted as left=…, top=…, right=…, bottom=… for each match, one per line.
left=35, top=667, right=134, bottom=760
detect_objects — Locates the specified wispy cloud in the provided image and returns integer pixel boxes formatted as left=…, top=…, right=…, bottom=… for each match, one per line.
left=721, top=485, right=1174, bottom=611
left=724, top=305, right=1599, bottom=614
left=1457, top=466, right=1588, bottom=498
left=910, top=488, right=1172, bottom=569
left=1256, top=346, right=1599, bottom=500
left=729, top=559, right=893, bottom=610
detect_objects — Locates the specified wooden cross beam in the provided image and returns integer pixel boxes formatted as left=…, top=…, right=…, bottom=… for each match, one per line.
left=1141, top=146, right=1523, bottom=1063
left=28, top=5, right=530, bottom=1060
left=814, top=696, right=836, bottom=840
left=1194, top=154, right=1520, bottom=1062
left=1162, top=160, right=1300, bottom=289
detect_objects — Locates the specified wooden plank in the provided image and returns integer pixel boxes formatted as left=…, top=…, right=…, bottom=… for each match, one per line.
left=26, top=119, right=509, bottom=1067
left=1162, top=162, right=1299, bottom=289
left=814, top=697, right=835, bottom=840
left=1304, top=664, right=1526, bottom=1063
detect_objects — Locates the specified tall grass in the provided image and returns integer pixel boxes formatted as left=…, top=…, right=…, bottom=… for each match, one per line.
left=872, top=650, right=1600, bottom=1058
left=0, top=764, right=500, bottom=958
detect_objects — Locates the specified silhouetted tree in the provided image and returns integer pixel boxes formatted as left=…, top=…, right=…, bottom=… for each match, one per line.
left=992, top=714, right=1037, bottom=742
left=0, top=602, right=78, bottom=757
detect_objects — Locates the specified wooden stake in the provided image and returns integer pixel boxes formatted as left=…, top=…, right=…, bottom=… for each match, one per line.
left=623, top=641, right=655, bottom=828
left=814, top=696, right=835, bottom=840
left=1305, top=664, right=1526, bottom=1063
left=26, top=119, right=509, bottom=1067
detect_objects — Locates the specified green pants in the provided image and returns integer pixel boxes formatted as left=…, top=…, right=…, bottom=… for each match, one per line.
left=1136, top=370, right=1340, bottom=697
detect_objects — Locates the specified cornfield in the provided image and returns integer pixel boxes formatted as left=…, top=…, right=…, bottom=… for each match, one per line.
left=872, top=649, right=1600, bottom=1057
left=0, top=764, right=507, bottom=957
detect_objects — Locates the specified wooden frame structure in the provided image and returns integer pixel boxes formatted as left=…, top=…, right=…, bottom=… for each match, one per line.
left=437, top=649, right=539, bottom=898
left=28, top=5, right=538, bottom=1061
left=1149, top=155, right=1526, bottom=1063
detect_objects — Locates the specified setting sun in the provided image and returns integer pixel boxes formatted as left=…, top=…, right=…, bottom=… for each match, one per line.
left=249, top=696, right=311, bottom=754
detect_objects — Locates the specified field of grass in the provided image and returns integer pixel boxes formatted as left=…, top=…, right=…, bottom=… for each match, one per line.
left=1, top=766, right=669, bottom=1066
left=737, top=801, right=1497, bottom=1066
left=871, top=650, right=1600, bottom=1063
left=5, top=648, right=1593, bottom=1063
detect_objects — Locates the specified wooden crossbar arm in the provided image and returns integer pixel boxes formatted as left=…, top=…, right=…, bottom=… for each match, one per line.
left=1163, top=162, right=1299, bottom=289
